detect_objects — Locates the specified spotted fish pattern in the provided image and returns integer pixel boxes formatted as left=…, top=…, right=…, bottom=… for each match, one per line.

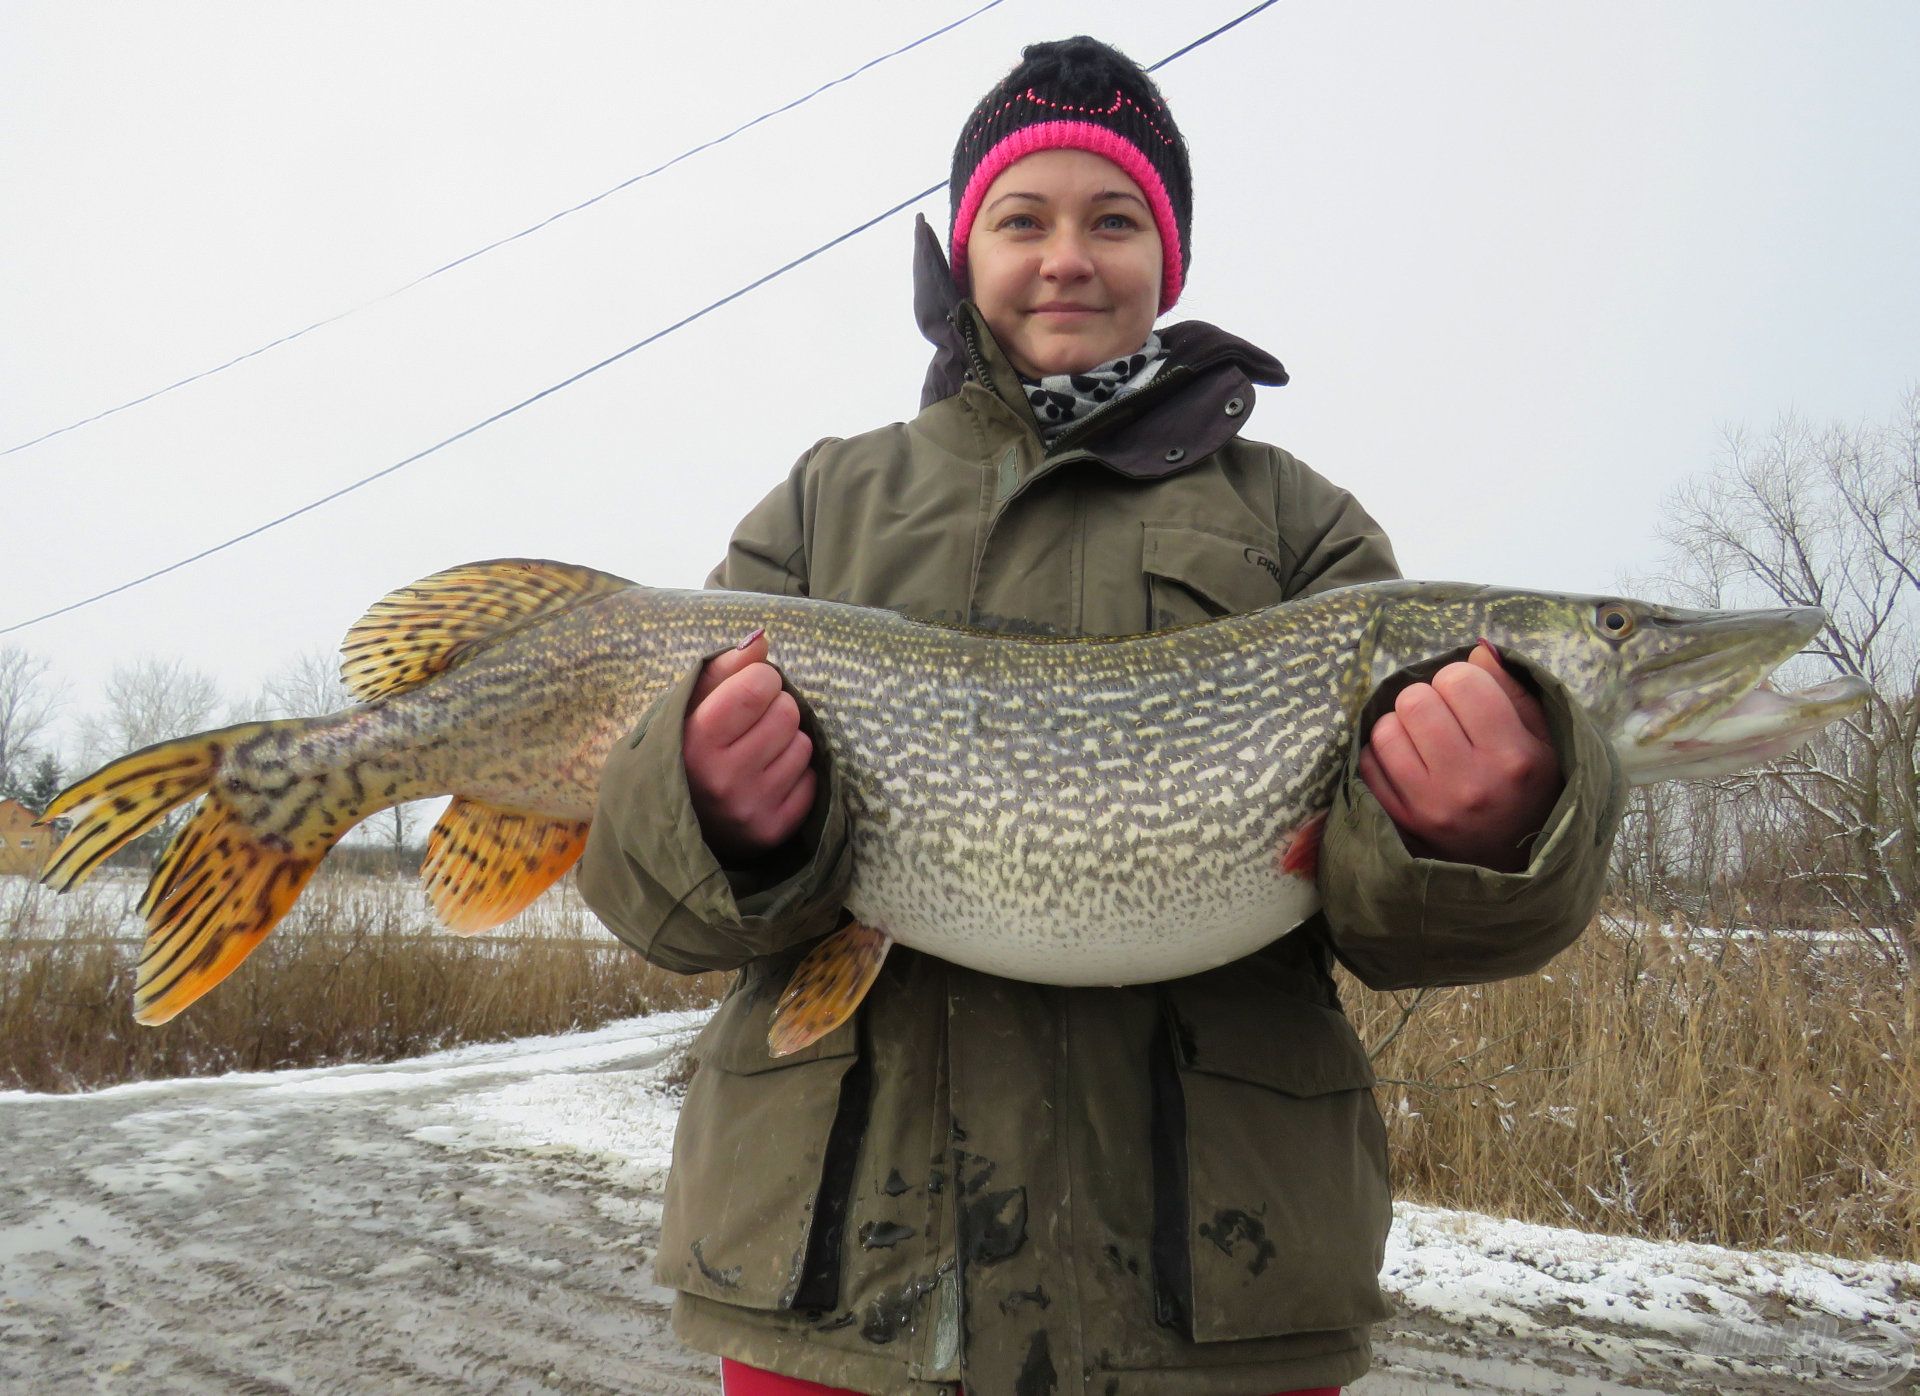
left=40, top=559, right=1866, bottom=1029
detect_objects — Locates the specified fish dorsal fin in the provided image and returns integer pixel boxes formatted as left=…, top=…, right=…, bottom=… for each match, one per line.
left=340, top=559, right=633, bottom=702
left=420, top=797, right=591, bottom=932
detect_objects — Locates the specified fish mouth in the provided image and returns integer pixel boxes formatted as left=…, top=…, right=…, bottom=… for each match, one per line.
left=1626, top=675, right=1875, bottom=781
left=1616, top=605, right=1872, bottom=782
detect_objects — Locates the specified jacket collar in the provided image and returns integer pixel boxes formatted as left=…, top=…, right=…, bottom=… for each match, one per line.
left=911, top=215, right=1289, bottom=478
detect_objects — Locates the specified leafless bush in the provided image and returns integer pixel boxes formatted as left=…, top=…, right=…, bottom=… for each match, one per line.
left=1627, top=387, right=1919, bottom=967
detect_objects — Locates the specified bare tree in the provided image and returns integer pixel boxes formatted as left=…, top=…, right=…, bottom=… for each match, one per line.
left=0, top=646, right=57, bottom=794
left=74, top=657, right=222, bottom=771
left=67, top=657, right=224, bottom=866
left=1637, top=387, right=1918, bottom=966
left=253, top=647, right=351, bottom=719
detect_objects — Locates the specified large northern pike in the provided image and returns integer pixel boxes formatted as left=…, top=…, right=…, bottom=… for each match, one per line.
left=42, top=560, right=1869, bottom=1053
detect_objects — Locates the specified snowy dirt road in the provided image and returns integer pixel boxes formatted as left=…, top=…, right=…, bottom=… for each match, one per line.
left=0, top=1016, right=718, bottom=1396
left=3, top=1015, right=1913, bottom=1395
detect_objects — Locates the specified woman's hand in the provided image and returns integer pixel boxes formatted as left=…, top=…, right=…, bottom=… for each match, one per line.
left=683, top=631, right=816, bottom=862
left=1358, top=642, right=1563, bottom=873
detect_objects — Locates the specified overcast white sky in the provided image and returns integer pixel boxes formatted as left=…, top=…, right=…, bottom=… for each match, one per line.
left=3, top=0, right=1916, bottom=760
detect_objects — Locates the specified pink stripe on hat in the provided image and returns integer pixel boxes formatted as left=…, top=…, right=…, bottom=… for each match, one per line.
left=950, top=120, right=1185, bottom=313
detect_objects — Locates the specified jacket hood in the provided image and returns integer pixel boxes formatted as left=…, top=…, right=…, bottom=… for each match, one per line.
left=911, top=215, right=1289, bottom=477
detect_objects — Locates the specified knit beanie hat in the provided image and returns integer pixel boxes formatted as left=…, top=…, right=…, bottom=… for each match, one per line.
left=949, top=36, right=1192, bottom=313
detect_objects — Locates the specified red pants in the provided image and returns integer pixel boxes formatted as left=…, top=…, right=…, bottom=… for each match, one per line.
left=722, top=1358, right=1339, bottom=1395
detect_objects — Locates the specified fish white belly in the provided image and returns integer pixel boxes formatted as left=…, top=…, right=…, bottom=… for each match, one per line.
left=844, top=827, right=1323, bottom=985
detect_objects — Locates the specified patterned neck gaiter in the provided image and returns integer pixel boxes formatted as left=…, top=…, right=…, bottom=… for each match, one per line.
left=1017, top=332, right=1167, bottom=441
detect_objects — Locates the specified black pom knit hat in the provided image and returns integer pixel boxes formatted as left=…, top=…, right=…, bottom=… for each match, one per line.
left=949, top=36, right=1192, bottom=312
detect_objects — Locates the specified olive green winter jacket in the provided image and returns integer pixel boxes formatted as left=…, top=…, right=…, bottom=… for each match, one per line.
left=578, top=221, right=1625, bottom=1396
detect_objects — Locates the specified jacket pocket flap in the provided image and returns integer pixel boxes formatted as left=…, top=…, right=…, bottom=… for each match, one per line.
left=698, top=953, right=861, bottom=1076
left=1142, top=523, right=1286, bottom=618
left=1165, top=976, right=1376, bottom=1097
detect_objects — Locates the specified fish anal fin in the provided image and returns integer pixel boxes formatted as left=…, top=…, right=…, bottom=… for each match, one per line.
left=1276, top=809, right=1328, bottom=881
left=768, top=922, right=892, bottom=1058
left=340, top=559, right=633, bottom=703
left=421, top=797, right=590, bottom=933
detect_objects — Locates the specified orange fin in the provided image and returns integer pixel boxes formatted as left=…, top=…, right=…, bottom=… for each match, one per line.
left=420, top=798, right=590, bottom=933
left=1277, top=810, right=1328, bottom=881
left=37, top=727, right=260, bottom=889
left=339, top=559, right=632, bottom=703
left=132, top=795, right=331, bottom=1024
left=44, top=720, right=381, bottom=1024
left=768, top=922, right=892, bottom=1058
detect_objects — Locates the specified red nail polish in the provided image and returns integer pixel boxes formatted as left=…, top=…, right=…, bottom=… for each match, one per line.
left=735, top=626, right=765, bottom=652
left=1478, top=636, right=1501, bottom=662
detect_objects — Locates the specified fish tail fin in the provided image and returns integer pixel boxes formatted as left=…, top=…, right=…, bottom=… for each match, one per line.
left=41, top=720, right=364, bottom=1025
left=130, top=792, right=337, bottom=1024
left=39, top=729, right=239, bottom=889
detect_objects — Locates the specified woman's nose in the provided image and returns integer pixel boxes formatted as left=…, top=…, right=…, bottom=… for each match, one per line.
left=1039, top=231, right=1095, bottom=280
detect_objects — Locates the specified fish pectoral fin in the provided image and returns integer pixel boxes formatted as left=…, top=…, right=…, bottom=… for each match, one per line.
left=767, top=922, right=892, bottom=1058
left=339, top=559, right=633, bottom=702
left=1275, top=809, right=1328, bottom=881
left=420, top=798, right=590, bottom=933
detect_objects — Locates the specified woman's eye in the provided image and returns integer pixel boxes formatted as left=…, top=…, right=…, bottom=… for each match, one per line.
left=1000, top=213, right=1039, bottom=231
left=1097, top=213, right=1137, bottom=231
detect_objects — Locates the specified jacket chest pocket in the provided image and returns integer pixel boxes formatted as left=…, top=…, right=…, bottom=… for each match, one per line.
left=658, top=958, right=864, bottom=1311
left=1149, top=965, right=1396, bottom=1342
left=1142, top=522, right=1290, bottom=630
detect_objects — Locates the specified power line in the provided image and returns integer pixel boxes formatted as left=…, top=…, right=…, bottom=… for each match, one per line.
left=0, top=0, right=1008, bottom=459
left=0, top=180, right=946, bottom=637
left=2, top=0, right=1285, bottom=637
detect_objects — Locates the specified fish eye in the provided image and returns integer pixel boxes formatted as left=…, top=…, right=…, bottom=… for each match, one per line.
left=1595, top=604, right=1636, bottom=639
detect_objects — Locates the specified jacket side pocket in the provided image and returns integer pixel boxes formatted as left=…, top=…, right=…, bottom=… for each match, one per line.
left=658, top=952, right=865, bottom=1310
left=1150, top=968, right=1396, bottom=1341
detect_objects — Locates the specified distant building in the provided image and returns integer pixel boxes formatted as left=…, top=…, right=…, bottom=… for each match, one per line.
left=0, top=797, right=59, bottom=877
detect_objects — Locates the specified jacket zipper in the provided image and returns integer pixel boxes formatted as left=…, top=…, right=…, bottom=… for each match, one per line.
left=954, top=312, right=1190, bottom=460
left=1044, top=363, right=1187, bottom=458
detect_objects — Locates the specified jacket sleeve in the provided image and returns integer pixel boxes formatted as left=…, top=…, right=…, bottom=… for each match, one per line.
left=1273, top=450, right=1628, bottom=989
left=576, top=443, right=855, bottom=974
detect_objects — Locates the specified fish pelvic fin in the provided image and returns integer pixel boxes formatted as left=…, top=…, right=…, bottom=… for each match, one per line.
left=420, top=798, right=590, bottom=933
left=1276, top=810, right=1328, bottom=881
left=339, top=559, right=633, bottom=703
left=768, top=922, right=892, bottom=1058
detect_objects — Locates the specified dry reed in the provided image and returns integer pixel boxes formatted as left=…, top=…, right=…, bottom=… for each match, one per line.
left=0, top=868, right=728, bottom=1094
left=1343, top=909, right=1920, bottom=1262
left=9, top=869, right=1914, bottom=1263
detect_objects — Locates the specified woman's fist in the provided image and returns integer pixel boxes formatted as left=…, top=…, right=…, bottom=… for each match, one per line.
left=683, top=630, right=816, bottom=861
left=1358, top=642, right=1563, bottom=872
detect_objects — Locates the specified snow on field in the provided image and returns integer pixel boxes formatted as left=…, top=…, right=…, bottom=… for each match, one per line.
left=4, top=1010, right=1916, bottom=1392
left=0, top=869, right=146, bottom=940
left=0, top=866, right=613, bottom=943
left=446, top=1027, right=1919, bottom=1387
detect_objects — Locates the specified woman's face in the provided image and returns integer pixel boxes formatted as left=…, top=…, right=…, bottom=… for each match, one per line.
left=964, top=149, right=1163, bottom=379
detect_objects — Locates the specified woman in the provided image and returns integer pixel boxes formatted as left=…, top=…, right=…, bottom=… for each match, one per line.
left=581, top=36, right=1622, bottom=1396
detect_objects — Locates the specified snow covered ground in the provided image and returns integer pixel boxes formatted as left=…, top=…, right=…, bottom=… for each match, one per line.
left=2, top=1011, right=1914, bottom=1393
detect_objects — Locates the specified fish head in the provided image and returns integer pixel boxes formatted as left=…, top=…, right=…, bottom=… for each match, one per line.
left=1366, top=584, right=1873, bottom=785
